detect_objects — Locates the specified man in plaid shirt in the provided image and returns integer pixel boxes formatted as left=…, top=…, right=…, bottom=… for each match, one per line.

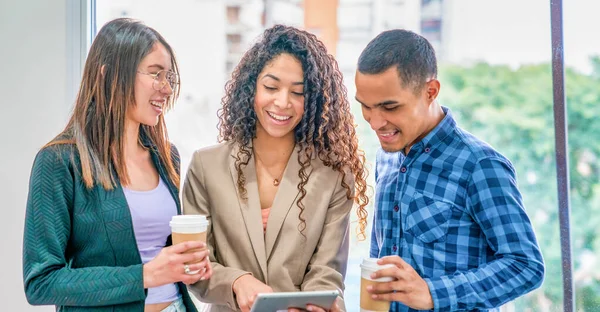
left=354, top=30, right=545, bottom=311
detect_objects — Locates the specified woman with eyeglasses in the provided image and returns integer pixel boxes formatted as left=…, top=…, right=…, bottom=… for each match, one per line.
left=22, top=18, right=211, bottom=312
left=182, top=25, right=369, bottom=312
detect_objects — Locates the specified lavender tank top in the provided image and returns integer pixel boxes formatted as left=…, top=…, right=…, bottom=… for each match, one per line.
left=123, top=177, right=180, bottom=304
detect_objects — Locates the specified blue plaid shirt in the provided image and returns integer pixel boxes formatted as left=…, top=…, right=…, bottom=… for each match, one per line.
left=370, top=107, right=544, bottom=312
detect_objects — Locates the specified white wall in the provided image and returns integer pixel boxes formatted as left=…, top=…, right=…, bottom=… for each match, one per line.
left=0, top=0, right=74, bottom=311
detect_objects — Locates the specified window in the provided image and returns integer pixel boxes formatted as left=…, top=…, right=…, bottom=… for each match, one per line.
left=226, top=5, right=241, bottom=24
left=92, top=1, right=599, bottom=310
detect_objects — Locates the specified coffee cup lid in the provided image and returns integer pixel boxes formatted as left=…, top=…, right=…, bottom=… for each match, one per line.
left=170, top=214, right=209, bottom=226
left=360, top=258, right=396, bottom=271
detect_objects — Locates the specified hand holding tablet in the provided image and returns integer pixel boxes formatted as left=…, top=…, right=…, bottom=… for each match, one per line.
left=233, top=275, right=274, bottom=312
left=249, top=290, right=340, bottom=312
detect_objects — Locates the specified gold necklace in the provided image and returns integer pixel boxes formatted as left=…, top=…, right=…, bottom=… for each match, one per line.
left=253, top=150, right=286, bottom=187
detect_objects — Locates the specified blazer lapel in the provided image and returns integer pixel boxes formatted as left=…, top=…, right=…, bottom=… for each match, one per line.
left=265, top=147, right=304, bottom=260
left=229, top=143, right=268, bottom=281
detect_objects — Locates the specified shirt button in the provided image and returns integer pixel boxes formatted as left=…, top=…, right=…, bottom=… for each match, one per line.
left=392, top=244, right=398, bottom=252
left=425, top=147, right=431, bottom=153
left=400, top=167, right=407, bottom=173
left=394, top=205, right=399, bottom=212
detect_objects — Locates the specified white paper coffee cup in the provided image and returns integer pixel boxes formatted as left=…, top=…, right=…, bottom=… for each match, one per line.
left=360, top=258, right=395, bottom=312
left=170, top=215, right=209, bottom=274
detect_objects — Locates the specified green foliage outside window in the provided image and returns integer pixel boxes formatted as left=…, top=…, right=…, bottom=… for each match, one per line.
left=441, top=58, right=600, bottom=311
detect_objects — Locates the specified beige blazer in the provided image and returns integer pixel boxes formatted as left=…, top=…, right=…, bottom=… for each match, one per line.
left=182, top=142, right=353, bottom=312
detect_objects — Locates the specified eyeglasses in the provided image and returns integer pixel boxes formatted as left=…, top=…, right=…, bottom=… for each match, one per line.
left=137, top=70, right=180, bottom=91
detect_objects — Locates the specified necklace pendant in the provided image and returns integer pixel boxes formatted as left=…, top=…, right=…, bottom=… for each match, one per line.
left=273, top=179, right=280, bottom=186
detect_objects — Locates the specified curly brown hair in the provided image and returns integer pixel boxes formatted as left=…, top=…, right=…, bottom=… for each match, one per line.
left=217, top=25, right=369, bottom=238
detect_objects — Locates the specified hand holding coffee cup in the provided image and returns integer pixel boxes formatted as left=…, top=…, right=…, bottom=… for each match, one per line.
left=142, top=215, right=212, bottom=288
left=169, top=215, right=208, bottom=274
left=366, top=256, right=434, bottom=311
left=142, top=240, right=210, bottom=288
left=170, top=215, right=210, bottom=274
left=360, top=258, right=395, bottom=312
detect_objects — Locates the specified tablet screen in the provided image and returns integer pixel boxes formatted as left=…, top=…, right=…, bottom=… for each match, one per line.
left=250, top=290, right=339, bottom=312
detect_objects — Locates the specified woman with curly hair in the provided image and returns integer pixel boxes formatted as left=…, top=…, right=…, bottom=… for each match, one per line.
left=183, top=25, right=369, bottom=312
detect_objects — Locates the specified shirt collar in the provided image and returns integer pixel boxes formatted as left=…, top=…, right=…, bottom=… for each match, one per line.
left=411, top=106, right=456, bottom=152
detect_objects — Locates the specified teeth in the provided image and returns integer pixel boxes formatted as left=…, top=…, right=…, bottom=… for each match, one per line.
left=380, top=132, right=397, bottom=137
left=267, top=111, right=292, bottom=121
left=150, top=101, right=163, bottom=108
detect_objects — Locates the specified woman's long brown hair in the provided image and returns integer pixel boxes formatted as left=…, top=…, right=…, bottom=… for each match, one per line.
left=218, top=25, right=370, bottom=239
left=46, top=18, right=180, bottom=190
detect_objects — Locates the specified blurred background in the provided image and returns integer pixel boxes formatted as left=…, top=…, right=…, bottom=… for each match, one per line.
left=3, top=0, right=599, bottom=311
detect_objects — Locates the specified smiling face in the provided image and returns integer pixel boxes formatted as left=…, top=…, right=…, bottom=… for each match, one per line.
left=128, top=43, right=174, bottom=127
left=253, top=53, right=305, bottom=140
left=355, top=66, right=439, bottom=153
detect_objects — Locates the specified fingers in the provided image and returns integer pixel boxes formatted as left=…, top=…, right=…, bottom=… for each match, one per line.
left=200, top=260, right=213, bottom=280
left=236, top=297, right=248, bottom=312
left=304, top=298, right=340, bottom=312
left=305, top=304, right=327, bottom=312
left=330, top=298, right=341, bottom=312
left=181, top=272, right=203, bottom=285
left=189, top=257, right=211, bottom=279
left=371, top=291, right=403, bottom=303
left=233, top=276, right=273, bottom=312
left=147, top=246, right=211, bottom=287
left=239, top=302, right=251, bottom=312
left=372, top=256, right=414, bottom=281
left=182, top=255, right=213, bottom=284
left=371, top=266, right=405, bottom=281
left=378, top=255, right=407, bottom=268
left=239, top=295, right=256, bottom=312
left=248, top=294, right=257, bottom=308
left=237, top=294, right=256, bottom=312
left=367, top=280, right=398, bottom=294
left=168, top=240, right=206, bottom=254
left=367, top=281, right=400, bottom=303
left=185, top=260, right=207, bottom=276
left=177, top=249, right=209, bottom=265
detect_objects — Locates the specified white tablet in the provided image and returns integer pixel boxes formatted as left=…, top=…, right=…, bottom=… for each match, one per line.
left=250, top=290, right=339, bottom=312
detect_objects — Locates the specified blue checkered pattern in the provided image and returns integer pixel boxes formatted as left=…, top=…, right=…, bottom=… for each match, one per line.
left=370, top=107, right=545, bottom=312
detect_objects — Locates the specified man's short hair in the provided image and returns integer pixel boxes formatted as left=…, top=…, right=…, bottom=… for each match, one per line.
left=357, top=29, right=438, bottom=92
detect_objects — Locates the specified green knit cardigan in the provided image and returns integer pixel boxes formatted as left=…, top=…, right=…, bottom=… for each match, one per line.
left=23, top=142, right=199, bottom=312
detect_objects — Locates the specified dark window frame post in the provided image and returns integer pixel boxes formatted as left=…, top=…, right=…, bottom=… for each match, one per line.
left=550, top=0, right=574, bottom=311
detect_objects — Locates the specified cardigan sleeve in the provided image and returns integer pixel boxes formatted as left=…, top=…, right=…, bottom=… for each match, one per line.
left=22, top=146, right=147, bottom=307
